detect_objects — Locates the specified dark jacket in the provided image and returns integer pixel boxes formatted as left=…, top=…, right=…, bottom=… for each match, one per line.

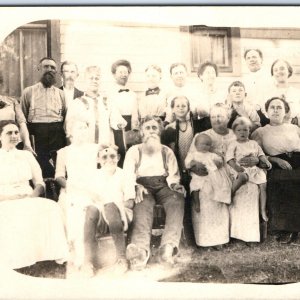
left=161, top=113, right=211, bottom=181
left=59, top=86, right=84, bottom=100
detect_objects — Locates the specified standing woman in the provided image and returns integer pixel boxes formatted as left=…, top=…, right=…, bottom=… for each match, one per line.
left=196, top=62, right=227, bottom=120
left=266, top=59, right=300, bottom=125
left=0, top=120, right=68, bottom=269
left=0, top=72, right=34, bottom=153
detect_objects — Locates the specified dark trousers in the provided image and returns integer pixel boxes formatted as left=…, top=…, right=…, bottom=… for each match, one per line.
left=130, top=176, right=184, bottom=252
left=28, top=122, right=66, bottom=178
left=84, top=203, right=126, bottom=267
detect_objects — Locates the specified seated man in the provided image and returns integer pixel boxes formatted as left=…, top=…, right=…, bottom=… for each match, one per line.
left=123, top=115, right=185, bottom=271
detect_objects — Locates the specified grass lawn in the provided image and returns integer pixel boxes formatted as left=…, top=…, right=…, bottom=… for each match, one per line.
left=15, top=234, right=300, bottom=284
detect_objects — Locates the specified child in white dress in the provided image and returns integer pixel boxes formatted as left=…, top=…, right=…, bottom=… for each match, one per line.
left=185, top=133, right=232, bottom=206
left=226, top=117, right=271, bottom=221
left=55, top=120, right=100, bottom=276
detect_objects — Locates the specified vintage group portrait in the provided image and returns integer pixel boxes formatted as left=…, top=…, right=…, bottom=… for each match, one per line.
left=1, top=5, right=300, bottom=299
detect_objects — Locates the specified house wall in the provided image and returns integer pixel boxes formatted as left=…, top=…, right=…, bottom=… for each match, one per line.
left=60, top=20, right=300, bottom=98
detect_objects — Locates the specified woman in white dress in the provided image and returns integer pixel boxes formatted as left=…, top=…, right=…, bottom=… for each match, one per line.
left=187, top=104, right=234, bottom=248
left=195, top=62, right=227, bottom=119
left=187, top=103, right=260, bottom=247
left=0, top=120, right=68, bottom=269
left=265, top=59, right=300, bottom=125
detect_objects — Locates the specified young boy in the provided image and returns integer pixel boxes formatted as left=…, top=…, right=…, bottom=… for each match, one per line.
left=226, top=81, right=261, bottom=132
left=138, top=64, right=167, bottom=122
left=83, top=144, right=133, bottom=277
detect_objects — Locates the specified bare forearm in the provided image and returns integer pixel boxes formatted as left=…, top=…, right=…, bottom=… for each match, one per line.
left=31, top=184, right=44, bottom=197
left=56, top=177, right=67, bottom=188
left=228, top=159, right=243, bottom=172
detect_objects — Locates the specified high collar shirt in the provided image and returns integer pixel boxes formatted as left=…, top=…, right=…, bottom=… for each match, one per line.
left=21, top=82, right=66, bottom=123
left=62, top=87, right=75, bottom=108
left=107, top=83, right=139, bottom=130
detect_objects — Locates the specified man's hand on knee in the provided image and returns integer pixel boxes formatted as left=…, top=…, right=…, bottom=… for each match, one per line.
left=135, top=184, right=148, bottom=204
left=170, top=183, right=186, bottom=196
left=124, top=199, right=135, bottom=209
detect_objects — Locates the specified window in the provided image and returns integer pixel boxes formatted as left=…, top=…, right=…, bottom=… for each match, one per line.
left=0, top=20, right=60, bottom=97
left=188, top=26, right=241, bottom=76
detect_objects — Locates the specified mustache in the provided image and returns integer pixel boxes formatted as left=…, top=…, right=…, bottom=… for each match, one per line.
left=64, top=76, right=75, bottom=81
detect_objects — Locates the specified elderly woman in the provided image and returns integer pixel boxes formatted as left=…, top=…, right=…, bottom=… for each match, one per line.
left=195, top=62, right=227, bottom=119
left=0, top=120, right=68, bottom=269
left=265, top=59, right=300, bottom=125
left=252, top=97, right=300, bottom=243
left=188, top=103, right=260, bottom=247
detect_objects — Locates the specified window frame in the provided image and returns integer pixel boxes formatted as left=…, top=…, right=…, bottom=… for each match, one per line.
left=185, top=25, right=241, bottom=77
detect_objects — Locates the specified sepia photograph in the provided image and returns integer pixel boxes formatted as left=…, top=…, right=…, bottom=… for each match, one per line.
left=1, top=5, right=300, bottom=299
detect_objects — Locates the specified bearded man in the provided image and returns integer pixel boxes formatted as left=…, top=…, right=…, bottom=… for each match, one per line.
left=59, top=60, right=84, bottom=108
left=21, top=57, right=66, bottom=178
left=123, top=115, right=185, bottom=271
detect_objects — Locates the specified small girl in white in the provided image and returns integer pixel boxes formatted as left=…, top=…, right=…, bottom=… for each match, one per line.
left=185, top=133, right=232, bottom=208
left=226, top=117, right=271, bottom=221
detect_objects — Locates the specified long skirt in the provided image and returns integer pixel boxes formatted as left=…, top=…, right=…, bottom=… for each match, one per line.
left=230, top=182, right=260, bottom=242
left=0, top=197, right=68, bottom=269
left=192, top=195, right=230, bottom=247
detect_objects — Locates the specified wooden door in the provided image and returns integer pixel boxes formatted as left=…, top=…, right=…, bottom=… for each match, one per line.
left=0, top=20, right=60, bottom=98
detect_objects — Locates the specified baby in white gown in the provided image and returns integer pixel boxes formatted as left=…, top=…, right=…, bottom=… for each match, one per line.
left=185, top=133, right=232, bottom=207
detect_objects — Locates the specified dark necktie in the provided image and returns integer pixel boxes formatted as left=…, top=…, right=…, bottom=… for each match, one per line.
left=146, top=87, right=160, bottom=96
left=118, top=89, right=129, bottom=93
left=93, top=97, right=99, bottom=143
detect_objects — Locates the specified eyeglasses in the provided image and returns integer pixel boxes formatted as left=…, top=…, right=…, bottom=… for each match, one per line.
left=100, top=153, right=117, bottom=160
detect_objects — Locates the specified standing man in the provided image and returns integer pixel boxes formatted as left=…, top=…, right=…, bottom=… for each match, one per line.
left=243, top=48, right=272, bottom=125
left=123, top=116, right=185, bottom=271
left=60, top=60, right=84, bottom=108
left=109, top=59, right=139, bottom=166
left=21, top=57, right=66, bottom=178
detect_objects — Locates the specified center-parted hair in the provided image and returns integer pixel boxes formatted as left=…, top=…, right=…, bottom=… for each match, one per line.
left=111, top=59, right=132, bottom=74
left=0, top=120, right=18, bottom=135
left=197, top=61, right=218, bottom=78
left=170, top=95, right=191, bottom=112
left=271, top=59, right=293, bottom=78
left=264, top=96, right=290, bottom=114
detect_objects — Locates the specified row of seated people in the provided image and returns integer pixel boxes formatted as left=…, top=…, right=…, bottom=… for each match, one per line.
left=1, top=92, right=300, bottom=278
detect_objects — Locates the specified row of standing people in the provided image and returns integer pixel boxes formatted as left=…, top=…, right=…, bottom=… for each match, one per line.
left=2, top=49, right=300, bottom=275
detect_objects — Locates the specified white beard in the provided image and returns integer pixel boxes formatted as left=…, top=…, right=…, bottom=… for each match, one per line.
left=143, top=135, right=161, bottom=155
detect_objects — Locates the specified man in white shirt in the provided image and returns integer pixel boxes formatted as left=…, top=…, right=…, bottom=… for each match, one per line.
left=59, top=61, right=84, bottom=108
left=243, top=49, right=272, bottom=126
left=123, top=116, right=185, bottom=271
left=21, top=57, right=66, bottom=178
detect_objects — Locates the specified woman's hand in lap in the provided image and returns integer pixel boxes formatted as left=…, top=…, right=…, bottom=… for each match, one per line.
left=269, top=157, right=292, bottom=170
left=239, top=155, right=259, bottom=167
left=189, top=162, right=208, bottom=176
